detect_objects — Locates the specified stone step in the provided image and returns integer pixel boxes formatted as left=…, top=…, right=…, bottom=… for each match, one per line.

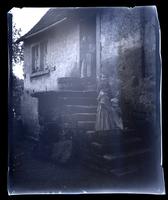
left=82, top=147, right=152, bottom=164
left=102, top=149, right=151, bottom=161
left=92, top=134, right=143, bottom=145
left=81, top=160, right=116, bottom=174
left=63, top=122, right=96, bottom=130
left=57, top=90, right=97, bottom=98
left=122, top=141, right=150, bottom=153
left=92, top=136, right=143, bottom=147
left=63, top=113, right=96, bottom=122
left=65, top=105, right=97, bottom=113
left=57, top=77, right=97, bottom=89
left=88, top=139, right=147, bottom=155
left=84, top=130, right=96, bottom=139
left=81, top=151, right=146, bottom=172
left=81, top=155, right=152, bottom=177
left=89, top=143, right=114, bottom=155
left=110, top=166, right=140, bottom=177
left=82, top=160, right=139, bottom=177
left=58, top=78, right=84, bottom=90
left=58, top=97, right=97, bottom=106
left=77, top=121, right=95, bottom=130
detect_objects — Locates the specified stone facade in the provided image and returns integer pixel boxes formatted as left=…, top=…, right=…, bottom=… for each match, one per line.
left=24, top=22, right=80, bottom=92
left=21, top=20, right=80, bottom=135
left=21, top=7, right=159, bottom=136
left=100, top=7, right=158, bottom=128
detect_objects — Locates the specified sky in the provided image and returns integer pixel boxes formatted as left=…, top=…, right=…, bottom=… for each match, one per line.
left=9, top=7, right=50, bottom=79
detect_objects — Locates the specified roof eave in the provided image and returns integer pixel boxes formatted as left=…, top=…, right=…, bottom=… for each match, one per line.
left=15, top=17, right=67, bottom=43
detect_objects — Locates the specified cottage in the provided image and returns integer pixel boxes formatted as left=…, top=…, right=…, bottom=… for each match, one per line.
left=19, top=7, right=157, bottom=135
left=13, top=6, right=162, bottom=179
left=19, top=8, right=99, bottom=139
left=18, top=7, right=159, bottom=159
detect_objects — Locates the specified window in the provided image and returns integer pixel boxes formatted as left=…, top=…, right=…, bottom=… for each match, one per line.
left=31, top=41, right=48, bottom=74
left=32, top=44, right=39, bottom=73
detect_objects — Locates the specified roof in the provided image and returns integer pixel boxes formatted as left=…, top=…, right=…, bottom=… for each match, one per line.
left=16, top=8, right=79, bottom=42
left=16, top=7, right=100, bottom=43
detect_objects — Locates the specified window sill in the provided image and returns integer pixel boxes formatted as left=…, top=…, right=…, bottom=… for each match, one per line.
left=30, top=69, right=50, bottom=78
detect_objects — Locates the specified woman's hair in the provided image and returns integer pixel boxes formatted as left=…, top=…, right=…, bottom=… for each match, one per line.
left=98, top=78, right=112, bottom=99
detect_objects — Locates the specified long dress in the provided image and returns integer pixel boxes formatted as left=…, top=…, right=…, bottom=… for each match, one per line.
left=95, top=91, right=124, bottom=131
left=81, top=53, right=92, bottom=78
left=95, top=90, right=115, bottom=131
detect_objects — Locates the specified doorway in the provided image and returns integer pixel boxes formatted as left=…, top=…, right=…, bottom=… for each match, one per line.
left=80, top=15, right=96, bottom=79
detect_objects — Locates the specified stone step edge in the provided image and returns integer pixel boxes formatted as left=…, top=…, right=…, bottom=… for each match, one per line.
left=66, top=105, right=97, bottom=108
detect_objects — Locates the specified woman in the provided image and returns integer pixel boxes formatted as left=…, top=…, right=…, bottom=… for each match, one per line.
left=95, top=76, right=123, bottom=132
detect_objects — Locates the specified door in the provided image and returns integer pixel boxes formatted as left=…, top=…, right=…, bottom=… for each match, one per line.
left=80, top=16, right=96, bottom=79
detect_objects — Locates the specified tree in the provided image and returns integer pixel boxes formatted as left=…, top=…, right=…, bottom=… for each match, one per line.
left=12, top=75, right=23, bottom=117
left=12, top=23, right=24, bottom=118
left=12, top=23, right=24, bottom=64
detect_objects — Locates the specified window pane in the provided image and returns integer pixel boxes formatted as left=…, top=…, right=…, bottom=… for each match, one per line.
left=32, top=45, right=40, bottom=73
left=40, top=42, right=47, bottom=71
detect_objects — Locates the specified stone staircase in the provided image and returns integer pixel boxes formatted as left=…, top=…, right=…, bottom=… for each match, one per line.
left=56, top=77, right=154, bottom=177
left=79, top=130, right=154, bottom=177
left=57, top=77, right=97, bottom=132
left=57, top=90, right=97, bottom=132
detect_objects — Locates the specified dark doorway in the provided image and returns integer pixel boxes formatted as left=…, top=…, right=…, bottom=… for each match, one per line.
left=80, top=15, right=96, bottom=79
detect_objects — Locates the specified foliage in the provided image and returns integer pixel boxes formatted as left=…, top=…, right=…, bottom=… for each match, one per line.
left=12, top=23, right=24, bottom=118
left=138, top=76, right=156, bottom=113
left=118, top=45, right=156, bottom=116
left=12, top=23, right=24, bottom=64
left=12, top=75, right=24, bottom=118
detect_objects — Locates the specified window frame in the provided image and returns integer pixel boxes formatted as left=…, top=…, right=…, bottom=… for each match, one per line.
left=31, top=42, right=40, bottom=73
left=30, top=40, right=49, bottom=78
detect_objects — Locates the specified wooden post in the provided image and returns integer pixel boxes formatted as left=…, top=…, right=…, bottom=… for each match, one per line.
left=96, top=12, right=101, bottom=80
left=8, top=13, right=13, bottom=133
left=7, top=13, right=13, bottom=190
left=8, top=13, right=13, bottom=106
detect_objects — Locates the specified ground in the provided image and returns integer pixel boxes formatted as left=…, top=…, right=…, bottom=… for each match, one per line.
left=8, top=121, right=164, bottom=195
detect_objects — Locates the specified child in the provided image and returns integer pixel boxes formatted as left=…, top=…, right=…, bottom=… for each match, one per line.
left=95, top=75, right=123, bottom=131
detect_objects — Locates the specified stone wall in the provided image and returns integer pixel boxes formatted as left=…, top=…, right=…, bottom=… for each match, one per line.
left=100, top=7, right=143, bottom=96
left=20, top=91, right=40, bottom=138
left=100, top=7, right=158, bottom=127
